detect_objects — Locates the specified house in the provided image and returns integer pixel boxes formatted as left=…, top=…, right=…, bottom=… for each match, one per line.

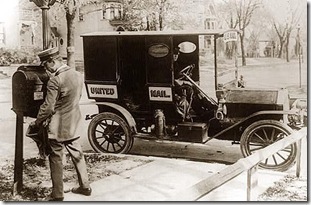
left=0, top=1, right=40, bottom=51
left=257, top=31, right=273, bottom=57
left=179, top=0, right=218, bottom=51
left=0, top=0, right=123, bottom=61
left=62, top=0, right=124, bottom=60
left=49, top=0, right=124, bottom=60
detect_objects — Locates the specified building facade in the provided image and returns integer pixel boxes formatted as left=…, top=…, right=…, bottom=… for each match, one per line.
left=0, top=1, right=41, bottom=51
left=1, top=0, right=218, bottom=61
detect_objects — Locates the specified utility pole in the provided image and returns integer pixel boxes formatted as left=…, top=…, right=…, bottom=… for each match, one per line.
left=297, top=24, right=302, bottom=88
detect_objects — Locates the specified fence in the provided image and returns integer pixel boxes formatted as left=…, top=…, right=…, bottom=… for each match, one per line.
left=169, top=127, right=307, bottom=201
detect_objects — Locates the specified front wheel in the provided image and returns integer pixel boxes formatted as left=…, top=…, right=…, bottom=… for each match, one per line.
left=240, top=120, right=297, bottom=172
left=88, top=112, right=133, bottom=154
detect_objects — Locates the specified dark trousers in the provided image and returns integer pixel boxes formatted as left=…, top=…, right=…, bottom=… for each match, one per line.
left=49, top=139, right=90, bottom=198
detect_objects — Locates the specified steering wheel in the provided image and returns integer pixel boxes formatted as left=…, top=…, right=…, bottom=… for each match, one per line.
left=178, top=64, right=195, bottom=80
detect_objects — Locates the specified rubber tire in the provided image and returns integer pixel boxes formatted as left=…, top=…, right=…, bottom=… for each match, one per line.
left=88, top=112, right=133, bottom=154
left=240, top=120, right=297, bottom=172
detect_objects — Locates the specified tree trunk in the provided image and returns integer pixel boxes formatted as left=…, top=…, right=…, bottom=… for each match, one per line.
left=159, top=5, right=163, bottom=31
left=225, top=42, right=235, bottom=60
left=159, top=14, right=163, bottom=31
left=285, top=32, right=291, bottom=62
left=285, top=37, right=290, bottom=62
left=146, top=16, right=150, bottom=31
left=278, top=38, right=284, bottom=58
left=240, top=33, right=246, bottom=66
left=66, top=12, right=75, bottom=69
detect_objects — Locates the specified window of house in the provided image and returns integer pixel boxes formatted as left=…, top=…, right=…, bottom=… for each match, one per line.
left=117, top=5, right=122, bottom=19
left=20, top=9, right=34, bottom=20
left=102, top=4, right=106, bottom=19
left=103, top=3, right=123, bottom=20
left=204, top=36, right=212, bottom=49
left=205, top=21, right=210, bottom=30
left=20, top=23, right=34, bottom=48
left=79, top=14, right=84, bottom=21
left=78, top=8, right=83, bottom=21
left=0, top=22, right=5, bottom=44
left=110, top=4, right=115, bottom=19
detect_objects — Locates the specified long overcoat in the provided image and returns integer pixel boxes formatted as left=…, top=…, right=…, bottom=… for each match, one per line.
left=36, top=66, right=83, bottom=142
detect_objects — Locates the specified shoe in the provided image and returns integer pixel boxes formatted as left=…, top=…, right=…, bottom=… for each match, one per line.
left=71, top=187, right=92, bottom=196
left=46, top=196, right=64, bottom=201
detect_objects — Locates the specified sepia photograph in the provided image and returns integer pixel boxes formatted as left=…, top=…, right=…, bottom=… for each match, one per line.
left=0, top=0, right=308, bottom=202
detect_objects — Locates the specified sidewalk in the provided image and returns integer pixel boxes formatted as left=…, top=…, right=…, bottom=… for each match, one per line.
left=63, top=155, right=301, bottom=201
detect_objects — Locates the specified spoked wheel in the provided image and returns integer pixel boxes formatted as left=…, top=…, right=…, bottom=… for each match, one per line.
left=88, top=112, right=133, bottom=154
left=240, top=120, right=297, bottom=172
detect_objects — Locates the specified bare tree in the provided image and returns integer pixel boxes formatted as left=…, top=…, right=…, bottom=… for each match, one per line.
left=273, top=22, right=287, bottom=59
left=156, top=0, right=168, bottom=31
left=123, top=0, right=179, bottom=31
left=219, top=0, right=261, bottom=66
left=234, top=0, right=262, bottom=66
left=58, top=0, right=78, bottom=68
left=284, top=8, right=302, bottom=62
left=50, top=0, right=100, bottom=68
left=216, top=3, right=238, bottom=59
left=247, top=6, right=274, bottom=58
left=272, top=1, right=302, bottom=62
left=141, top=0, right=171, bottom=31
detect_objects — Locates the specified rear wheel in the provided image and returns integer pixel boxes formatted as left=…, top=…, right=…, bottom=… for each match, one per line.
left=240, top=120, right=297, bottom=172
left=88, top=112, right=133, bottom=154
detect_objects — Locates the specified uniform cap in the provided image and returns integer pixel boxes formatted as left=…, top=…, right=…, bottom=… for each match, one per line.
left=37, top=47, right=59, bottom=63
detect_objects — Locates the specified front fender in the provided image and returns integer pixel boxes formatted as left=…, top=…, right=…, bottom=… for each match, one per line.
left=82, top=101, right=137, bottom=134
left=208, top=110, right=294, bottom=142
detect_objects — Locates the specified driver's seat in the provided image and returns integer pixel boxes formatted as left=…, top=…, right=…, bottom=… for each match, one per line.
left=174, top=81, right=194, bottom=122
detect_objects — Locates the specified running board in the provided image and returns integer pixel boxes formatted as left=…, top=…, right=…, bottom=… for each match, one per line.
left=133, top=133, right=179, bottom=142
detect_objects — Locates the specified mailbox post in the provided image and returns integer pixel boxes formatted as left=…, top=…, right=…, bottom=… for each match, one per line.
left=12, top=66, right=49, bottom=195
left=12, top=111, right=24, bottom=195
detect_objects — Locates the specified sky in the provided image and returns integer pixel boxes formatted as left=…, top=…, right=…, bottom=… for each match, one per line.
left=263, top=0, right=307, bottom=23
left=0, top=0, right=18, bottom=21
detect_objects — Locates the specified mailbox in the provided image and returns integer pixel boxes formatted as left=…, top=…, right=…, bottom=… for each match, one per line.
left=12, top=65, right=49, bottom=118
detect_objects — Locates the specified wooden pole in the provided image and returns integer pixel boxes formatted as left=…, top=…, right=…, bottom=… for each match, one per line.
left=247, top=165, right=258, bottom=201
left=42, top=6, right=50, bottom=49
left=235, top=41, right=238, bottom=86
left=29, top=0, right=56, bottom=49
left=12, top=112, right=24, bottom=195
left=214, top=35, right=218, bottom=91
left=297, top=26, right=302, bottom=88
left=296, top=139, right=302, bottom=178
